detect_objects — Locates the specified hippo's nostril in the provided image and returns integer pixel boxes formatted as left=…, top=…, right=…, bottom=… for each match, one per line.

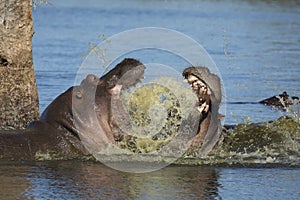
left=76, top=91, right=82, bottom=99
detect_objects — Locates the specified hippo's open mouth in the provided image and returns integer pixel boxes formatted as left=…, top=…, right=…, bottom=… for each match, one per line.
left=182, top=66, right=222, bottom=155
left=183, top=73, right=211, bottom=115
left=118, top=65, right=145, bottom=89
left=185, top=74, right=208, bottom=95
left=99, top=58, right=145, bottom=91
left=68, top=58, right=146, bottom=152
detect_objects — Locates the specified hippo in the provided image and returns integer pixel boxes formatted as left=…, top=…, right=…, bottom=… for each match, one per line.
left=259, top=91, right=299, bottom=107
left=182, top=67, right=222, bottom=155
left=0, top=58, right=145, bottom=160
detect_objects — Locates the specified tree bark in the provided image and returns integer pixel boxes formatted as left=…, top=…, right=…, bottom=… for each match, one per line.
left=0, top=0, right=39, bottom=130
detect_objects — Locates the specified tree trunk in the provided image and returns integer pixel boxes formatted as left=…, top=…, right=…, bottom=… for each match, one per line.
left=0, top=0, right=39, bottom=130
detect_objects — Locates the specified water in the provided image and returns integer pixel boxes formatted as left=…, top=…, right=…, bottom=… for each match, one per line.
left=3, top=0, right=300, bottom=199
left=1, top=161, right=299, bottom=200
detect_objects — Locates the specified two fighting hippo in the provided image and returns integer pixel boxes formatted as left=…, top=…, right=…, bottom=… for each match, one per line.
left=0, top=58, right=297, bottom=160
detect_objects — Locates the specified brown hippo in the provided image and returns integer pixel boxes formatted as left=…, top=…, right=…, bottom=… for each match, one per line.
left=259, top=91, right=299, bottom=107
left=0, top=58, right=145, bottom=160
left=183, top=67, right=222, bottom=155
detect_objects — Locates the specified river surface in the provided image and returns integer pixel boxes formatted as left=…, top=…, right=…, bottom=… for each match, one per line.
left=32, top=0, right=300, bottom=125
left=2, top=0, right=300, bottom=199
left=1, top=161, right=299, bottom=200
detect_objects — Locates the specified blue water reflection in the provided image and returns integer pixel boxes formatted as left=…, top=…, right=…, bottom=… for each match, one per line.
left=1, top=161, right=299, bottom=199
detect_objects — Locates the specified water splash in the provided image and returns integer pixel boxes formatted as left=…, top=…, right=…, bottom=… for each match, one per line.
left=114, top=77, right=197, bottom=154
left=185, top=116, right=300, bottom=167
left=111, top=80, right=300, bottom=167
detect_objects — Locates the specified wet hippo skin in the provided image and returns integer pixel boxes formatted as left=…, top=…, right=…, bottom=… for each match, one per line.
left=0, top=58, right=145, bottom=160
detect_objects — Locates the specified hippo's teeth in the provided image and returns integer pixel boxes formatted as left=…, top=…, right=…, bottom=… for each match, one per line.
left=94, top=105, right=100, bottom=112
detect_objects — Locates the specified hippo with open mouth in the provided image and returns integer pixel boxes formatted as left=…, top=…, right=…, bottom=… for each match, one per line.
left=183, top=66, right=222, bottom=155
left=0, top=58, right=145, bottom=160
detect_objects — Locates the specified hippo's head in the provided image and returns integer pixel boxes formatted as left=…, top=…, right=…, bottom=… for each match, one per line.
left=183, top=67, right=221, bottom=105
left=99, top=58, right=145, bottom=90
left=71, top=58, right=145, bottom=153
left=40, top=58, right=145, bottom=155
left=182, top=66, right=222, bottom=155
